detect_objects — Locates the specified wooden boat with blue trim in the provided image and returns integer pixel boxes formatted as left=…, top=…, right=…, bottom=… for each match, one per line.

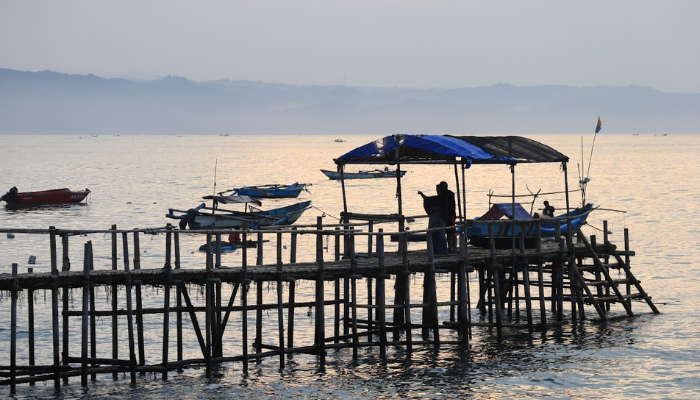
left=166, top=193, right=312, bottom=229
left=466, top=203, right=596, bottom=249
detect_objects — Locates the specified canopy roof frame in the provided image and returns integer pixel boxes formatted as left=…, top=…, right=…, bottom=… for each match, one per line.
left=333, top=134, right=572, bottom=239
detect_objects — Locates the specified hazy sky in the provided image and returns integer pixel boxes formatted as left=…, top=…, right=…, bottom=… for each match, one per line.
left=1, top=1, right=699, bottom=92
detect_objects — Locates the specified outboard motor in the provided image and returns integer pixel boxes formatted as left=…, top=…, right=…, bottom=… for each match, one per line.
left=1, top=187, right=18, bottom=203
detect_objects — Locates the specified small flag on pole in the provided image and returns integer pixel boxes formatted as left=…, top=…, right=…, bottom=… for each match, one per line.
left=595, top=117, right=602, bottom=133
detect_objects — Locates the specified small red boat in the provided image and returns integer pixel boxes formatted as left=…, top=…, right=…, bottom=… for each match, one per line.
left=1, top=187, right=90, bottom=207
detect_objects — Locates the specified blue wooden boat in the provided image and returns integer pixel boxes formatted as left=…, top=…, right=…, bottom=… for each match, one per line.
left=466, top=203, right=595, bottom=249
left=166, top=193, right=312, bottom=229
left=233, top=182, right=308, bottom=198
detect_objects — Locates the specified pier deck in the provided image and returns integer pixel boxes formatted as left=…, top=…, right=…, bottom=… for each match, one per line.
left=0, top=220, right=657, bottom=392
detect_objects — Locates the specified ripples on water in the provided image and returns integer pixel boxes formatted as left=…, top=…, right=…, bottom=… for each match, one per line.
left=1, top=133, right=699, bottom=399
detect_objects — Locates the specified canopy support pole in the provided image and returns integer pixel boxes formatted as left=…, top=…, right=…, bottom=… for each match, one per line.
left=340, top=164, right=348, bottom=222
left=562, top=162, right=571, bottom=214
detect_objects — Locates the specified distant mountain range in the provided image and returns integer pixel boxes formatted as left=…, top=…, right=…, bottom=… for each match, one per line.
left=1, top=68, right=698, bottom=135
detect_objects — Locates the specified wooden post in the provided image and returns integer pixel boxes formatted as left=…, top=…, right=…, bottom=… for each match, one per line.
left=624, top=228, right=632, bottom=309
left=241, top=232, right=249, bottom=374
left=122, top=232, right=137, bottom=383
left=162, top=225, right=172, bottom=380
left=555, top=224, right=564, bottom=322
left=349, top=228, right=359, bottom=359
left=535, top=219, right=547, bottom=329
left=518, top=233, right=534, bottom=332
left=401, top=234, right=413, bottom=352
left=291, top=227, right=298, bottom=263
left=174, top=229, right=183, bottom=367
left=81, top=243, right=91, bottom=387
left=376, top=230, right=387, bottom=357
left=89, top=252, right=97, bottom=381
left=315, top=216, right=326, bottom=365
left=110, top=225, right=119, bottom=379
left=423, top=233, right=433, bottom=339
left=276, top=231, right=285, bottom=368
left=60, top=233, right=70, bottom=384
left=603, top=220, right=611, bottom=311
left=50, top=226, right=61, bottom=389
left=488, top=223, right=503, bottom=341
left=288, top=278, right=296, bottom=350
left=133, top=230, right=146, bottom=371
left=27, top=267, right=35, bottom=385
left=334, top=227, right=341, bottom=344
left=10, top=263, right=18, bottom=394
left=457, top=230, right=470, bottom=344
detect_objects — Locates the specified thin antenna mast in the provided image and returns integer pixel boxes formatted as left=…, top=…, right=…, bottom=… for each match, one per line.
left=213, top=159, right=218, bottom=196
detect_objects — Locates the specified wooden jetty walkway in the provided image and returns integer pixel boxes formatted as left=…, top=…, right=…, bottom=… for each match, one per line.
left=0, top=217, right=658, bottom=393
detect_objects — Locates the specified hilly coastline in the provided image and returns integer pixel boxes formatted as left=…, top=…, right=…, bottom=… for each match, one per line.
left=1, top=68, right=698, bottom=135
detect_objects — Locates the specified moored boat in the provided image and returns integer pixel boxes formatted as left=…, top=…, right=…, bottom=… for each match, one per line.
left=232, top=182, right=308, bottom=198
left=320, top=168, right=406, bottom=180
left=466, top=203, right=596, bottom=249
left=166, top=193, right=312, bottom=229
left=1, top=187, right=90, bottom=208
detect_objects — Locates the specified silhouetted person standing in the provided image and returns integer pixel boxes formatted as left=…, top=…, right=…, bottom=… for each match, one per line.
left=438, top=181, right=457, bottom=252
left=418, top=184, right=448, bottom=254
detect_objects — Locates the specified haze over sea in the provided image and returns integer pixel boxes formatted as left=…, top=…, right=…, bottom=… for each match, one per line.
left=1, top=133, right=699, bottom=399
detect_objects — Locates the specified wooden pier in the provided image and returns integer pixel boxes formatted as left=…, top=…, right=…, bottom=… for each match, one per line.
left=0, top=217, right=658, bottom=393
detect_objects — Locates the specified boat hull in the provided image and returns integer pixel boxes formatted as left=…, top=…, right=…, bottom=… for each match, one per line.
left=2, top=188, right=90, bottom=207
left=233, top=183, right=305, bottom=198
left=167, top=200, right=312, bottom=229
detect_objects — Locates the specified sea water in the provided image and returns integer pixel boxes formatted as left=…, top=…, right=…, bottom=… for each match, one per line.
left=0, top=133, right=699, bottom=399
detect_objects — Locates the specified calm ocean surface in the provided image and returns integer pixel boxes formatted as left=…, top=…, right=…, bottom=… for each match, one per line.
left=0, top=133, right=699, bottom=399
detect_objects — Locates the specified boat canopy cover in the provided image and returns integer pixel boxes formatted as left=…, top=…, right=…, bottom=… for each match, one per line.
left=336, top=134, right=568, bottom=166
left=478, top=203, right=533, bottom=220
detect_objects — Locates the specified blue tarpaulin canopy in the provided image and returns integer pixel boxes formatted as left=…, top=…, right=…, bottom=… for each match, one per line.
left=336, top=134, right=568, bottom=167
